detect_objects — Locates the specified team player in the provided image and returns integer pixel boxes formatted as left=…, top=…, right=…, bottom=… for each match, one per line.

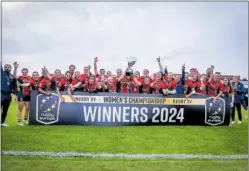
left=94, top=57, right=107, bottom=82
left=207, top=66, right=224, bottom=97
left=16, top=68, right=32, bottom=126
left=151, top=73, right=168, bottom=95
left=30, top=71, right=42, bottom=91
left=140, top=77, right=152, bottom=94
left=213, top=77, right=235, bottom=125
left=56, top=71, right=73, bottom=102
left=164, top=72, right=177, bottom=95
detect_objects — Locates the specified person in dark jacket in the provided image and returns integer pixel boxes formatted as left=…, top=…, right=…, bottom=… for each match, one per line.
left=175, top=64, right=185, bottom=94
left=244, top=84, right=248, bottom=119
left=1, top=62, right=18, bottom=127
left=231, top=76, right=246, bottom=124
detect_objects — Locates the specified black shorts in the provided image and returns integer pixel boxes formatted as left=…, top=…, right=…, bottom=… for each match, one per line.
left=18, top=95, right=31, bottom=102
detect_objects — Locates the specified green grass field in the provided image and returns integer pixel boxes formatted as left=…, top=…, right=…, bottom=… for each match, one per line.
left=1, top=100, right=248, bottom=171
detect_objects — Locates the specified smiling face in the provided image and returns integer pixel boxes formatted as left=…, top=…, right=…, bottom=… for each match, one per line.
left=22, top=69, right=29, bottom=77
left=89, top=76, right=95, bottom=84
left=100, top=69, right=106, bottom=75
left=69, top=65, right=75, bottom=73
left=4, top=64, right=11, bottom=73
left=175, top=75, right=180, bottom=83
left=144, top=77, right=150, bottom=85
left=107, top=71, right=112, bottom=77
left=214, top=74, right=219, bottom=82
left=75, top=71, right=81, bottom=79
left=223, top=78, right=229, bottom=86
left=233, top=76, right=239, bottom=83
left=32, top=72, right=39, bottom=80
left=192, top=74, right=198, bottom=81
left=116, top=69, right=122, bottom=77
left=65, top=72, right=72, bottom=80
left=167, top=72, right=173, bottom=81
left=108, top=78, right=114, bottom=86
left=54, top=70, right=61, bottom=78
left=143, top=69, right=149, bottom=77
left=134, top=71, right=140, bottom=78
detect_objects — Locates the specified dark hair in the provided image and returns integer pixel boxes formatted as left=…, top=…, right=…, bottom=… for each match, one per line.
left=32, top=71, right=39, bottom=76
left=4, top=64, right=12, bottom=69
left=22, top=68, right=29, bottom=72
left=54, top=69, right=61, bottom=74
left=69, top=65, right=76, bottom=69
left=65, top=71, right=72, bottom=76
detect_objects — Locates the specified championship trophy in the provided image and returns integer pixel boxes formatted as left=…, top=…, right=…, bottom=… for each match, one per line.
left=126, top=56, right=137, bottom=74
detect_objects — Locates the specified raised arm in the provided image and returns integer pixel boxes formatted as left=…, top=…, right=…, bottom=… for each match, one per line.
left=181, top=64, right=185, bottom=85
left=208, top=66, right=214, bottom=83
left=157, top=57, right=164, bottom=73
left=13, top=62, right=19, bottom=78
left=94, top=57, right=99, bottom=76
left=42, top=67, right=52, bottom=80
left=118, top=67, right=128, bottom=82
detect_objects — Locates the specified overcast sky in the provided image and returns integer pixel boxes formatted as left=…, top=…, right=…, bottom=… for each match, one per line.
left=2, top=2, right=248, bottom=77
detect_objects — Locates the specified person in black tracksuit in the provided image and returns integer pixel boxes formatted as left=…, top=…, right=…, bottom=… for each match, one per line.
left=1, top=64, right=17, bottom=127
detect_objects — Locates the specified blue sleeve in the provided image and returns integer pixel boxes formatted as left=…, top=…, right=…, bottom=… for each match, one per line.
left=237, top=83, right=244, bottom=94
left=181, top=68, right=185, bottom=85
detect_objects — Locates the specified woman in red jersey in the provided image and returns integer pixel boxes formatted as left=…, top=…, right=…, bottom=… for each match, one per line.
left=16, top=68, right=32, bottom=126
left=56, top=71, right=73, bottom=102
left=30, top=71, right=42, bottom=91
left=140, top=77, right=152, bottom=94
left=151, top=73, right=168, bottom=95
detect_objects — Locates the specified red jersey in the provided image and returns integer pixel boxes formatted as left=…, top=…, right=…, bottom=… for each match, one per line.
left=52, top=77, right=64, bottom=87
left=151, top=81, right=167, bottom=94
left=167, top=79, right=177, bottom=90
left=80, top=74, right=89, bottom=83
left=39, top=78, right=56, bottom=91
left=96, top=74, right=108, bottom=82
left=18, top=76, right=32, bottom=96
left=30, top=77, right=42, bottom=91
left=207, top=80, right=223, bottom=96
left=107, top=84, right=117, bottom=93
left=140, top=76, right=153, bottom=84
left=84, top=82, right=98, bottom=92
left=58, top=79, right=72, bottom=91
left=141, top=84, right=152, bottom=94
left=187, top=81, right=201, bottom=91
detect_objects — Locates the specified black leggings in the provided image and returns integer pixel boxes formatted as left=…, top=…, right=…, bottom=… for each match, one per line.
left=231, top=103, right=242, bottom=121
left=1, top=99, right=11, bottom=124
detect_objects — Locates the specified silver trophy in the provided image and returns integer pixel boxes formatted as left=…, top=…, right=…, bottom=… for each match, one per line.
left=127, top=56, right=137, bottom=72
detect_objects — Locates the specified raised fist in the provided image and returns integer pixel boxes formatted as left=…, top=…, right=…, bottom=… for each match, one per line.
left=156, top=57, right=160, bottom=62
left=94, top=57, right=98, bottom=63
left=13, top=62, right=19, bottom=68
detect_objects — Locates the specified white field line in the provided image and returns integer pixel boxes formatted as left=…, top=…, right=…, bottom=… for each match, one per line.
left=1, top=150, right=248, bottom=160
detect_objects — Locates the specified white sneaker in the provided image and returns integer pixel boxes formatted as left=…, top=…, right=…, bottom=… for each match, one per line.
left=229, top=123, right=232, bottom=126
left=238, top=121, right=242, bottom=124
left=24, top=120, right=29, bottom=124
left=17, top=122, right=24, bottom=126
left=231, top=121, right=235, bottom=125
left=1, top=123, right=9, bottom=127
